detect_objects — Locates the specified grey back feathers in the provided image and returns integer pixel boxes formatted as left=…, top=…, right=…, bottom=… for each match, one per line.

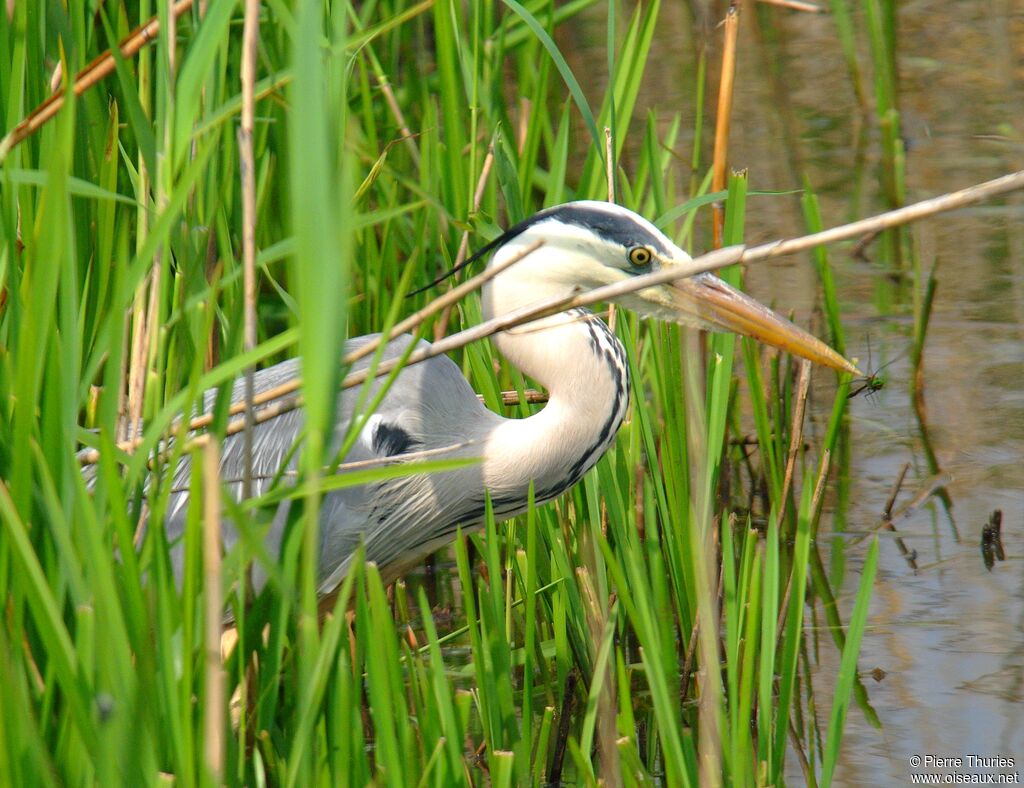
left=161, top=334, right=501, bottom=592
left=119, top=201, right=678, bottom=597
left=155, top=316, right=631, bottom=594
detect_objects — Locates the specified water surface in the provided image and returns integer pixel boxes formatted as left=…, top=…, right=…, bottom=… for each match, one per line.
left=574, top=1, right=1023, bottom=781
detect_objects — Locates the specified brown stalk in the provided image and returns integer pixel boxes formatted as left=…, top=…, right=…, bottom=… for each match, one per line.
left=239, top=0, right=259, bottom=500
left=125, top=1, right=165, bottom=442
left=79, top=245, right=745, bottom=466
left=495, top=389, right=547, bottom=406
left=711, top=2, right=740, bottom=248
left=201, top=439, right=225, bottom=780
left=778, top=359, right=812, bottom=524
left=576, top=566, right=620, bottom=782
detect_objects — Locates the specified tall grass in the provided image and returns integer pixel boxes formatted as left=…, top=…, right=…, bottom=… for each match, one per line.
left=0, top=1, right=879, bottom=784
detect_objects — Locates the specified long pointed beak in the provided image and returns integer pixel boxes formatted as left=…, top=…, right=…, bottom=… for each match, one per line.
left=670, top=273, right=859, bottom=375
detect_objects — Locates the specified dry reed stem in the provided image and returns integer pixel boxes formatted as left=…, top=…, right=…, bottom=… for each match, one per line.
left=775, top=448, right=830, bottom=642
left=748, top=169, right=1024, bottom=259
left=239, top=0, right=259, bottom=500
left=495, top=388, right=547, bottom=406
left=0, top=0, right=195, bottom=162
left=778, top=359, right=812, bottom=524
left=605, top=126, right=615, bottom=203
left=757, top=0, right=823, bottom=11
left=202, top=439, right=225, bottom=780
left=78, top=167, right=1024, bottom=466
left=576, top=566, right=620, bottom=781
left=851, top=471, right=952, bottom=547
left=605, top=126, right=618, bottom=332
left=377, top=76, right=421, bottom=167
left=711, top=2, right=740, bottom=249
left=434, top=143, right=495, bottom=341
left=808, top=448, right=832, bottom=529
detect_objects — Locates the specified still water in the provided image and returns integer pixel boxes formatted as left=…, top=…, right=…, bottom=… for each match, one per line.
left=575, top=0, right=1023, bottom=782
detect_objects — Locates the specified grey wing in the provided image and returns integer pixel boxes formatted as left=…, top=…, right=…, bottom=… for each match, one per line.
left=162, top=333, right=500, bottom=592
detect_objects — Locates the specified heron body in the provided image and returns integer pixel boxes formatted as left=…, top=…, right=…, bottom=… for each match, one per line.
left=159, top=201, right=855, bottom=594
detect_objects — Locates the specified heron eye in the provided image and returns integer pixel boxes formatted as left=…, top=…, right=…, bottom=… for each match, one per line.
left=628, top=246, right=653, bottom=267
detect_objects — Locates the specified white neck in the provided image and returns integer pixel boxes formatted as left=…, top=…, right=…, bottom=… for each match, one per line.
left=478, top=237, right=630, bottom=506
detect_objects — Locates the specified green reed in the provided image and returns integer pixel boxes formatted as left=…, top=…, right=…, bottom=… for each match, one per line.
left=0, top=1, right=878, bottom=784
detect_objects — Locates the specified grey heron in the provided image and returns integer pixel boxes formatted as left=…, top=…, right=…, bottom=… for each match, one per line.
left=160, top=201, right=855, bottom=595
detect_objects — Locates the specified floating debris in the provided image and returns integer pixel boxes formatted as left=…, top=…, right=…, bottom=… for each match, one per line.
left=981, top=510, right=1005, bottom=571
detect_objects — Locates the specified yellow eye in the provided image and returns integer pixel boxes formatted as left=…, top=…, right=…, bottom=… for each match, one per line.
left=628, top=246, right=653, bottom=267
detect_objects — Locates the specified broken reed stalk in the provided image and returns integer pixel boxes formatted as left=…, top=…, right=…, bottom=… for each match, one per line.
left=207, top=241, right=541, bottom=435
left=883, top=461, right=911, bottom=521
left=711, top=2, right=740, bottom=248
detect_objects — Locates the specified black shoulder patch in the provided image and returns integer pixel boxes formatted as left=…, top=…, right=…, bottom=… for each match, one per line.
left=373, top=421, right=421, bottom=457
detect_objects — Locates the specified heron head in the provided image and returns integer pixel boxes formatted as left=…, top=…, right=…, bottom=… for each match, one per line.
left=487, top=201, right=857, bottom=375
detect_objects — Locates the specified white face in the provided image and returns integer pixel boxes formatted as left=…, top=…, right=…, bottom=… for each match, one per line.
left=479, top=201, right=857, bottom=373
left=491, top=201, right=691, bottom=294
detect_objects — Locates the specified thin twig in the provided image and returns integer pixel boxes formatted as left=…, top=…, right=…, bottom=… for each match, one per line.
left=853, top=466, right=939, bottom=571
left=493, top=389, right=547, bottom=406
left=808, top=448, right=832, bottom=522
left=851, top=471, right=951, bottom=546
left=788, top=718, right=816, bottom=788
left=548, top=671, right=578, bottom=786
left=747, top=169, right=1024, bottom=261
left=679, top=615, right=701, bottom=704
left=883, top=462, right=910, bottom=521
left=377, top=76, right=421, bottom=167
left=605, top=126, right=615, bottom=203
